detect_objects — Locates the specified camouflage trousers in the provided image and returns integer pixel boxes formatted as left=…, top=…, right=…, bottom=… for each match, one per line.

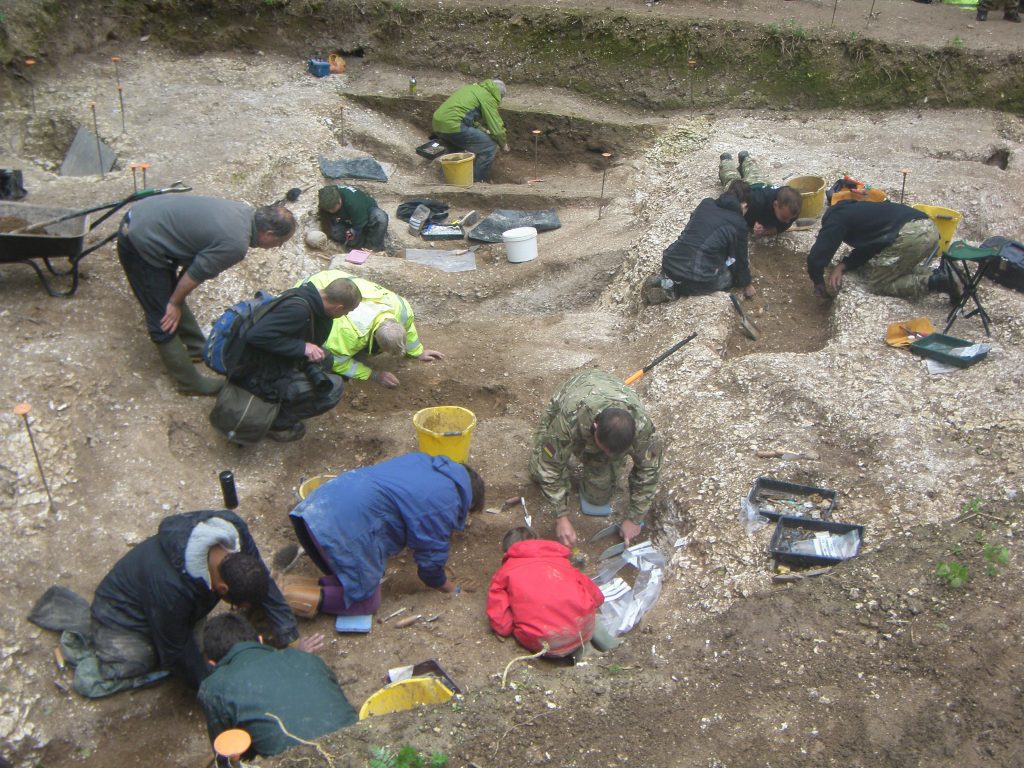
left=527, top=436, right=624, bottom=508
left=979, top=0, right=1015, bottom=11
left=719, top=155, right=771, bottom=188
left=862, top=218, right=939, bottom=300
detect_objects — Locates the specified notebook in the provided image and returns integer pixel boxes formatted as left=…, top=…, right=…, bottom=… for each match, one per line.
left=335, top=614, right=373, bottom=633
left=345, top=249, right=370, bottom=265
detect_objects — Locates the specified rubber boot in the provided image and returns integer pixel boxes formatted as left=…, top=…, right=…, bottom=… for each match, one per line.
left=156, top=338, right=223, bottom=396
left=977, top=8, right=988, bottom=20
left=176, top=304, right=206, bottom=362
left=281, top=575, right=322, bottom=619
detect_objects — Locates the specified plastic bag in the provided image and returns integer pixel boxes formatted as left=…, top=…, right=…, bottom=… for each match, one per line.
left=740, top=497, right=770, bottom=536
left=594, top=543, right=666, bottom=637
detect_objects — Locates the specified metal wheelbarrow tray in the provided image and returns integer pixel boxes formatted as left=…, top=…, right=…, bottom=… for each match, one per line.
left=0, top=202, right=94, bottom=296
left=0, top=183, right=190, bottom=297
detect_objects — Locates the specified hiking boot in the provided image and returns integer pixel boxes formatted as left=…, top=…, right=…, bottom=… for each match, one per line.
left=738, top=150, right=750, bottom=168
left=928, top=264, right=962, bottom=306
left=642, top=273, right=675, bottom=305
left=268, top=422, right=306, bottom=442
left=976, top=8, right=988, bottom=20
left=720, top=152, right=732, bottom=161
left=1005, top=9, right=1021, bottom=21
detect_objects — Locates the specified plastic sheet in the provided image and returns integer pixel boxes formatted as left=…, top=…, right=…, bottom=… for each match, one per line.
left=468, top=209, right=561, bottom=243
left=593, top=542, right=666, bottom=637
left=318, top=155, right=389, bottom=182
left=405, top=248, right=476, bottom=273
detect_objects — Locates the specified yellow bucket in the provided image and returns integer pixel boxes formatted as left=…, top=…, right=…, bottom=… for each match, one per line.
left=439, top=152, right=475, bottom=187
left=412, top=406, right=477, bottom=463
left=785, top=175, right=827, bottom=219
left=297, top=474, right=336, bottom=500
left=358, top=677, right=455, bottom=720
left=912, top=204, right=963, bottom=256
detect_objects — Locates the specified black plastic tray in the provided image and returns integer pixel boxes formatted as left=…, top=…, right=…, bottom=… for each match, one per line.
left=769, top=515, right=864, bottom=567
left=415, top=140, right=449, bottom=160
left=909, top=333, right=988, bottom=368
left=746, top=477, right=835, bottom=522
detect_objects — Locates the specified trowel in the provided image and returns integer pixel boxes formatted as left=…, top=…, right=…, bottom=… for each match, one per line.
left=730, top=294, right=760, bottom=340
left=500, top=495, right=531, bottom=528
left=590, top=523, right=619, bottom=543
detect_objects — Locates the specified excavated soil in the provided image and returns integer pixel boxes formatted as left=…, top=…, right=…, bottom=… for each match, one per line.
left=0, top=2, right=1023, bottom=767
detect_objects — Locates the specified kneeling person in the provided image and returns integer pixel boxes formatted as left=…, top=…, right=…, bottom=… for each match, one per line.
left=199, top=614, right=357, bottom=758
left=487, top=527, right=615, bottom=658
left=318, top=185, right=389, bottom=251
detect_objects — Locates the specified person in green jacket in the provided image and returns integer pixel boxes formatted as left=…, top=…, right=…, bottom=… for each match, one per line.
left=299, top=269, right=444, bottom=388
left=198, top=614, right=356, bottom=759
left=432, top=79, right=509, bottom=182
left=317, top=185, right=389, bottom=250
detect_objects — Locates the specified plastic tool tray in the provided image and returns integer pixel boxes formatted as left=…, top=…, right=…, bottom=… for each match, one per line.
left=746, top=477, right=835, bottom=522
left=909, top=333, right=989, bottom=368
left=770, top=516, right=864, bottom=567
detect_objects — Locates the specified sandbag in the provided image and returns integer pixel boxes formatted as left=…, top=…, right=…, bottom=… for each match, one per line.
left=209, top=382, right=280, bottom=445
left=28, top=586, right=91, bottom=634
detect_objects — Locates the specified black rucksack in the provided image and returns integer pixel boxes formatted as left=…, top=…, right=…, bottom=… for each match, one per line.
left=981, top=236, right=1024, bottom=293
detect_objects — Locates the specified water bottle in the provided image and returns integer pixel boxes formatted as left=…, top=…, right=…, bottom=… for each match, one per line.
left=409, top=77, right=417, bottom=95
left=219, top=470, right=239, bottom=509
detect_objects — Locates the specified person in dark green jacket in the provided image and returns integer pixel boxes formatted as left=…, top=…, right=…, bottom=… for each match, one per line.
left=431, top=79, right=509, bottom=182
left=317, top=184, right=389, bottom=251
left=198, top=614, right=356, bottom=759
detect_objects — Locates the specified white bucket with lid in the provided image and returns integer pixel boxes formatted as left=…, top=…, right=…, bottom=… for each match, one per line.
left=502, top=226, right=538, bottom=263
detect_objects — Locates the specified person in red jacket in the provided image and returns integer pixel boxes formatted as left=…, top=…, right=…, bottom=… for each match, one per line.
left=486, top=527, right=615, bottom=658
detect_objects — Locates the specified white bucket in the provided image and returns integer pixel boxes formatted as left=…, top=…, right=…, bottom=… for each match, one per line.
left=502, top=226, right=538, bottom=263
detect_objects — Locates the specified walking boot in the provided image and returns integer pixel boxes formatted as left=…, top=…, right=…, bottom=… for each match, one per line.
left=156, top=338, right=223, bottom=396
left=927, top=264, right=962, bottom=306
left=281, top=575, right=322, bottom=619
left=177, top=304, right=207, bottom=362
left=976, top=8, right=988, bottom=20
left=720, top=152, right=732, bottom=161
left=268, top=422, right=306, bottom=442
left=1005, top=9, right=1021, bottom=21
left=738, top=150, right=750, bottom=169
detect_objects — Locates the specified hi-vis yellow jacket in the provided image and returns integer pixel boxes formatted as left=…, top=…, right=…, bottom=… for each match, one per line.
left=299, top=270, right=423, bottom=380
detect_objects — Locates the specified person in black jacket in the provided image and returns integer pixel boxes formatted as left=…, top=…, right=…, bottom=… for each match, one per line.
left=807, top=199, right=958, bottom=301
left=231, top=278, right=360, bottom=442
left=718, top=152, right=803, bottom=237
left=644, top=181, right=755, bottom=304
left=51, top=510, right=300, bottom=698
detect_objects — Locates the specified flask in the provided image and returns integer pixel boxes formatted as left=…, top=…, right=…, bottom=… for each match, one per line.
left=219, top=470, right=239, bottom=509
left=409, top=77, right=417, bottom=95
left=408, top=203, right=431, bottom=235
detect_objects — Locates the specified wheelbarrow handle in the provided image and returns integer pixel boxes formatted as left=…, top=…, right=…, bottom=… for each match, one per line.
left=8, top=182, right=192, bottom=235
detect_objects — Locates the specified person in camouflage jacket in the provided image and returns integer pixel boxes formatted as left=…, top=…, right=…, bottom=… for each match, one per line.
left=528, top=370, right=662, bottom=548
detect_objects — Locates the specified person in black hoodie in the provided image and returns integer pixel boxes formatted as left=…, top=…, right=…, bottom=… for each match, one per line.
left=231, top=278, right=360, bottom=442
left=644, top=181, right=755, bottom=304
left=806, top=199, right=958, bottom=302
left=30, top=510, right=304, bottom=698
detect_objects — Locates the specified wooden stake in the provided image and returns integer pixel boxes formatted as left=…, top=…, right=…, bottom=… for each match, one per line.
left=90, top=102, right=104, bottom=178
left=25, top=58, right=36, bottom=113
left=899, top=167, right=910, bottom=204
left=598, top=152, right=612, bottom=219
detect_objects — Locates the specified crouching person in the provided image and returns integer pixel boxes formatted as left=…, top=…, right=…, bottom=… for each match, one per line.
left=198, top=614, right=357, bottom=759
left=229, top=278, right=361, bottom=442
left=28, top=510, right=300, bottom=698
left=487, top=527, right=618, bottom=660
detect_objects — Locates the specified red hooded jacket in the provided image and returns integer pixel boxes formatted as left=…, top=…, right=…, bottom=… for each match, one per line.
left=486, top=539, right=605, bottom=657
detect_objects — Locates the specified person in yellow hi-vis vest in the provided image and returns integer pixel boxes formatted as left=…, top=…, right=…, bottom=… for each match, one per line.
left=298, top=270, right=444, bottom=387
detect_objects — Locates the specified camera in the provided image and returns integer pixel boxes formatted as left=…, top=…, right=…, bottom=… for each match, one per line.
left=304, top=363, right=333, bottom=395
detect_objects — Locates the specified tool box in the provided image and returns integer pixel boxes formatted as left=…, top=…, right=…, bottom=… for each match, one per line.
left=421, top=224, right=464, bottom=241
left=769, top=515, right=864, bottom=567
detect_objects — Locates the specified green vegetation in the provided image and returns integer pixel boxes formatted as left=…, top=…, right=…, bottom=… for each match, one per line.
left=983, top=543, right=1010, bottom=577
left=936, top=560, right=969, bottom=589
left=949, top=36, right=964, bottom=49
left=369, top=745, right=448, bottom=768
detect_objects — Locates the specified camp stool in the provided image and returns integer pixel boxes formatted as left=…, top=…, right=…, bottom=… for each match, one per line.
left=942, top=240, right=1000, bottom=337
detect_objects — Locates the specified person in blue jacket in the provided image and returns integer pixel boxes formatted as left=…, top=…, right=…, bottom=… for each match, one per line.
left=286, top=453, right=485, bottom=616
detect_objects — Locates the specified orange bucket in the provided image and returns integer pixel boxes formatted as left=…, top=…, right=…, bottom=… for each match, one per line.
left=328, top=54, right=345, bottom=74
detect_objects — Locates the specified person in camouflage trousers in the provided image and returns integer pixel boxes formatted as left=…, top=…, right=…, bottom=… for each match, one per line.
left=528, top=371, right=663, bottom=549
left=976, top=0, right=1020, bottom=23
left=806, top=199, right=959, bottom=302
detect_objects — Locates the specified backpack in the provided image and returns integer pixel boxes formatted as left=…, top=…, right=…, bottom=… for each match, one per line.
left=203, top=290, right=300, bottom=375
left=981, top=236, right=1024, bottom=293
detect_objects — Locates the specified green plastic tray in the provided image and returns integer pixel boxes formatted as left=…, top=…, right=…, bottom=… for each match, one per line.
left=909, top=333, right=988, bottom=368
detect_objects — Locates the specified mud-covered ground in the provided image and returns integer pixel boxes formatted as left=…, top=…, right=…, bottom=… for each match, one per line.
left=1, top=4, right=1023, bottom=767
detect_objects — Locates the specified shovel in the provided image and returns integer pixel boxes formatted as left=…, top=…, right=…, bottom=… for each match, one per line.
left=730, top=294, right=760, bottom=340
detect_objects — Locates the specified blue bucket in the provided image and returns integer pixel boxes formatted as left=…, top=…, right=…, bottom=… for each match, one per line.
left=308, top=59, right=330, bottom=78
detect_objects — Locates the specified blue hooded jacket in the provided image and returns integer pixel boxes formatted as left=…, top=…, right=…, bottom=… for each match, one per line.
left=289, top=453, right=473, bottom=606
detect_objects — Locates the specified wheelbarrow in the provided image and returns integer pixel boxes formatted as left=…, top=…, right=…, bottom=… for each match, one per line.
left=0, top=182, right=191, bottom=297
